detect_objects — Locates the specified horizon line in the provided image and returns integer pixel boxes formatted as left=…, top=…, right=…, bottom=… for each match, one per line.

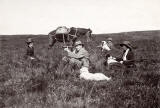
left=0, top=29, right=160, bottom=36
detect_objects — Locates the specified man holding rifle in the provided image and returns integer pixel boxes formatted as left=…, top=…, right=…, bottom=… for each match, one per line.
left=63, top=40, right=89, bottom=69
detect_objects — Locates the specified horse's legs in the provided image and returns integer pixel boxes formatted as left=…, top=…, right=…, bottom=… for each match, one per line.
left=48, top=34, right=57, bottom=49
left=89, top=33, right=93, bottom=41
left=72, top=37, right=77, bottom=46
left=86, top=31, right=91, bottom=42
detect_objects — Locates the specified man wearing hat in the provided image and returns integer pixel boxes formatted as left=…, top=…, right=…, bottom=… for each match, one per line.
left=106, top=37, right=121, bottom=56
left=97, top=37, right=113, bottom=52
left=25, top=38, right=35, bottom=60
left=99, top=37, right=121, bottom=68
left=116, top=41, right=135, bottom=68
left=63, top=40, right=89, bottom=69
left=106, top=37, right=113, bottom=49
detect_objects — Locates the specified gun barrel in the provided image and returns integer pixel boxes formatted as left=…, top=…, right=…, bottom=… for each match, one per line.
left=62, top=46, right=73, bottom=48
left=97, top=45, right=102, bottom=47
left=134, top=59, right=160, bottom=63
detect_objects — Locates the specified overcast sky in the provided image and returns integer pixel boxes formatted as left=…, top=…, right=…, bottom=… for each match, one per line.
left=0, top=0, right=160, bottom=34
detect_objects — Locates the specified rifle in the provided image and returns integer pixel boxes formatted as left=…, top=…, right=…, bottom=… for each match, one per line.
left=97, top=45, right=102, bottom=48
left=62, top=46, right=73, bottom=48
left=134, top=59, right=160, bottom=63
left=104, top=58, right=160, bottom=65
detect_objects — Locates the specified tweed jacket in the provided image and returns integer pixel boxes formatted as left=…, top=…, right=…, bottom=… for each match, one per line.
left=68, top=47, right=89, bottom=68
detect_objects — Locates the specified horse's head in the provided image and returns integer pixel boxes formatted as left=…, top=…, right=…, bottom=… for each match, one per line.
left=89, top=28, right=92, bottom=33
left=70, top=27, right=76, bottom=31
left=68, top=27, right=76, bottom=35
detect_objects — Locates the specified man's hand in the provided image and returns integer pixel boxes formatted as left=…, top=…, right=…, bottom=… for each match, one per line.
left=105, top=54, right=110, bottom=59
left=62, top=56, right=69, bottom=62
left=64, top=47, right=70, bottom=52
left=120, top=61, right=123, bottom=64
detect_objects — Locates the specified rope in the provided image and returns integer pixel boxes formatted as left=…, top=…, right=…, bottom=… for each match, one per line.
left=75, top=28, right=78, bottom=36
left=62, top=34, right=66, bottom=45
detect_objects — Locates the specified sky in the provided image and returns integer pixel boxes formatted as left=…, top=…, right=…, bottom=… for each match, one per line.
left=0, top=0, right=160, bottom=34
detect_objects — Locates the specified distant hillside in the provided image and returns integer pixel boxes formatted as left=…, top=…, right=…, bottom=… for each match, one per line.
left=0, top=30, right=160, bottom=37
left=94, top=30, right=160, bottom=36
left=0, top=30, right=160, bottom=43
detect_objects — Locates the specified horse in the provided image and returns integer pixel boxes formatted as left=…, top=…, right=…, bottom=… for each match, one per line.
left=48, top=26, right=92, bottom=49
left=69, top=27, right=92, bottom=42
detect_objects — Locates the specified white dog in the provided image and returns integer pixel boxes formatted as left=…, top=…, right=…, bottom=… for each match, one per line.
left=80, top=67, right=111, bottom=81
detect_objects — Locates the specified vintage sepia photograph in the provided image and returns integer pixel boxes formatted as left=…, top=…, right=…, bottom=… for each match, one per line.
left=0, top=0, right=160, bottom=107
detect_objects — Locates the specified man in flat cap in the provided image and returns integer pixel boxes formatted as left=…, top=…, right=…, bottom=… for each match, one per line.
left=63, top=40, right=89, bottom=69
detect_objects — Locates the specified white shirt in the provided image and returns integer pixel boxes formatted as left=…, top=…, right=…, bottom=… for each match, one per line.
left=122, top=49, right=129, bottom=61
left=101, top=41, right=111, bottom=51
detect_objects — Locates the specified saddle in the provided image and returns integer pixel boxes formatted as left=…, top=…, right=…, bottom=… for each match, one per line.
left=55, top=26, right=70, bottom=34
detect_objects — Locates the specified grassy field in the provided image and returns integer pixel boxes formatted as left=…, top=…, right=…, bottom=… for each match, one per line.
left=0, top=30, right=160, bottom=108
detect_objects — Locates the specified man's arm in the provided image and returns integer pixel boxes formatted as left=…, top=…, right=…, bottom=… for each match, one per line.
left=68, top=50, right=85, bottom=59
left=64, top=48, right=88, bottom=59
left=123, top=51, right=135, bottom=65
left=115, top=50, right=124, bottom=62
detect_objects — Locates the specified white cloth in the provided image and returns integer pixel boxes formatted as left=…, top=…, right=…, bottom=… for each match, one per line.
left=107, top=56, right=118, bottom=64
left=122, top=49, right=129, bottom=61
left=80, top=67, right=111, bottom=81
left=100, top=41, right=118, bottom=64
left=30, top=57, right=35, bottom=60
left=56, top=26, right=70, bottom=34
left=101, top=41, right=111, bottom=51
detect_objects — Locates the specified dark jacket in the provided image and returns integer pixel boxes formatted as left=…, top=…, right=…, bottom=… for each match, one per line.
left=116, top=49, right=135, bottom=67
left=108, top=46, right=121, bottom=57
left=26, top=46, right=34, bottom=57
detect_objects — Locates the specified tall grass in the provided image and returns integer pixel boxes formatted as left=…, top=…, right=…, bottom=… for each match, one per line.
left=0, top=31, right=160, bottom=108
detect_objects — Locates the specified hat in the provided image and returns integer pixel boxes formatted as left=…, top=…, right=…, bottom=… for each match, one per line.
left=120, top=41, right=132, bottom=49
left=26, top=38, right=33, bottom=44
left=74, top=40, right=84, bottom=46
left=107, top=38, right=112, bottom=41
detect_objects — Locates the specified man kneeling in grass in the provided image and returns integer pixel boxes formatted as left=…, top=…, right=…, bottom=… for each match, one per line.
left=63, top=40, right=89, bottom=69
